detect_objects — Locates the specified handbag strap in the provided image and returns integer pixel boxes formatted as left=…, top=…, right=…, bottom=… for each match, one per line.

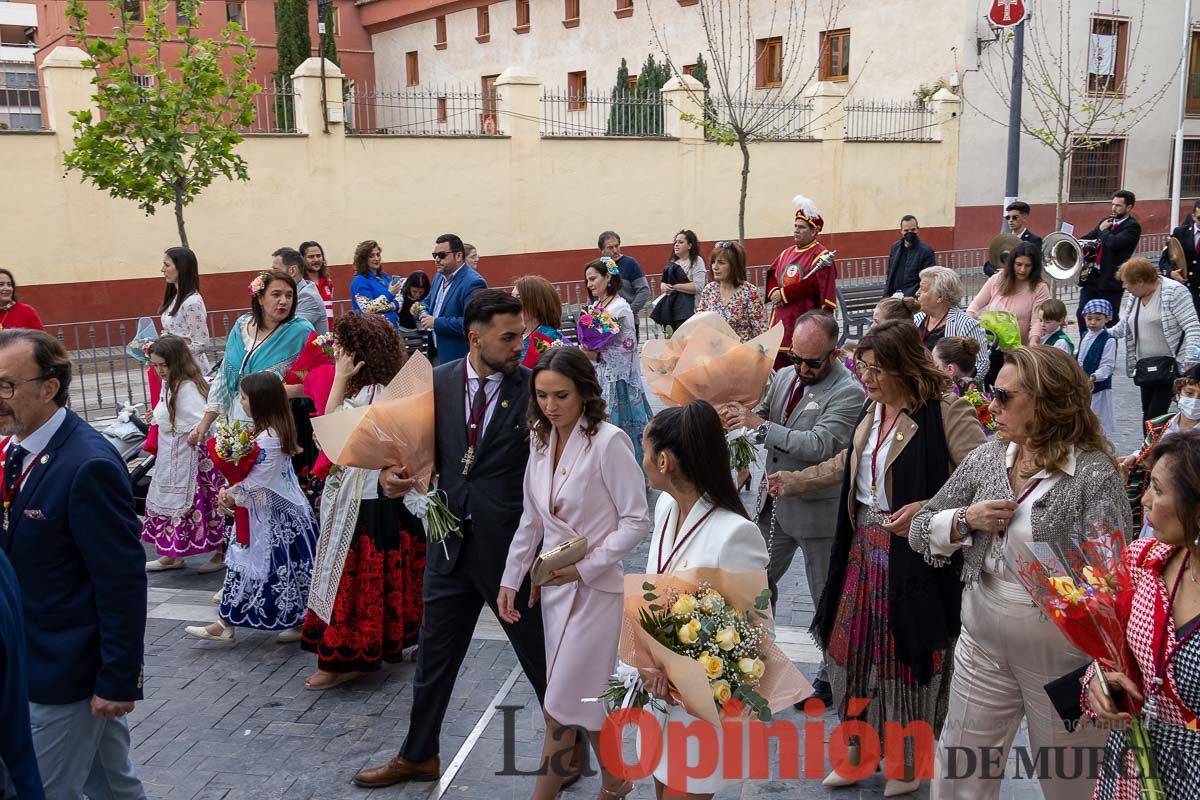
left=1132, top=289, right=1184, bottom=358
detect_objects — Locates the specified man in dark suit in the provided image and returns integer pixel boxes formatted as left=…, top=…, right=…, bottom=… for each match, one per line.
left=1078, top=190, right=1142, bottom=330
left=0, top=330, right=146, bottom=799
left=984, top=201, right=1043, bottom=277
left=356, top=290, right=548, bottom=788
left=1160, top=200, right=1200, bottom=315
left=0, top=547, right=43, bottom=800
left=883, top=215, right=935, bottom=297
left=418, top=233, right=488, bottom=364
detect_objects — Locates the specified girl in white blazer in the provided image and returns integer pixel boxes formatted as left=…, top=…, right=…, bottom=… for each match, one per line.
left=637, top=401, right=769, bottom=799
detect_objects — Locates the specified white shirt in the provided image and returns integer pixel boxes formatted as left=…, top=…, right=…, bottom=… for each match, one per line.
left=928, top=442, right=1074, bottom=583
left=855, top=404, right=897, bottom=512
left=6, top=406, right=67, bottom=489
left=464, top=357, right=504, bottom=440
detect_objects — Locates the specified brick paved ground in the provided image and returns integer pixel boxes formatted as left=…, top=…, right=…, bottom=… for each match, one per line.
left=130, top=371, right=1148, bottom=800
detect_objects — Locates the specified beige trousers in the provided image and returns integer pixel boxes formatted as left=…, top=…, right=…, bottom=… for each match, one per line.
left=932, top=573, right=1107, bottom=800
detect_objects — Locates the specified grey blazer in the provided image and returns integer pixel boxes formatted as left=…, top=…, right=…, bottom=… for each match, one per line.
left=754, top=359, right=864, bottom=537
left=296, top=279, right=329, bottom=334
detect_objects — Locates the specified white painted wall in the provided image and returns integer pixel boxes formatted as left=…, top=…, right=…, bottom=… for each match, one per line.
left=371, top=0, right=966, bottom=101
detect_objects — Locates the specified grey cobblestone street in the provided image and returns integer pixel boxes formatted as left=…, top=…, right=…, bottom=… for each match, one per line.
left=131, top=368, right=1148, bottom=800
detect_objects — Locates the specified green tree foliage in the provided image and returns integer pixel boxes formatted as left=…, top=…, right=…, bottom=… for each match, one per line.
left=607, top=54, right=671, bottom=136
left=274, top=0, right=310, bottom=131
left=320, top=2, right=339, bottom=65
left=63, top=0, right=260, bottom=247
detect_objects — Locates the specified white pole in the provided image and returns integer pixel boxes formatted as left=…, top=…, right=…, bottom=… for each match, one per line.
left=1171, top=0, right=1194, bottom=230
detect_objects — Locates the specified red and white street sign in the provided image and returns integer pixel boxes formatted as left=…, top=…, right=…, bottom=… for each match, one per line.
left=988, top=0, right=1027, bottom=28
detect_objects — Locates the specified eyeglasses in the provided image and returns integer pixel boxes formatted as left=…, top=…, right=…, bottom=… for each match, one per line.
left=0, top=375, right=51, bottom=399
left=432, top=251, right=451, bottom=260
left=853, top=360, right=890, bottom=379
left=991, top=386, right=1025, bottom=407
left=1005, top=214, right=1022, bottom=221
left=787, top=349, right=834, bottom=369
left=716, top=240, right=735, bottom=249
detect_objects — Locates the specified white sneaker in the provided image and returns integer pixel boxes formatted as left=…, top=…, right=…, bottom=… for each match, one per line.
left=276, top=627, right=302, bottom=644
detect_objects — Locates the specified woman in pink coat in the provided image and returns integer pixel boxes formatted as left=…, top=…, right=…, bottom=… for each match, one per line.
left=499, top=346, right=649, bottom=800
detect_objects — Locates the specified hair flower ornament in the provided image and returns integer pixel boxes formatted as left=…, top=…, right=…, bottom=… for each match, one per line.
left=601, top=256, right=620, bottom=276
left=248, top=271, right=271, bottom=297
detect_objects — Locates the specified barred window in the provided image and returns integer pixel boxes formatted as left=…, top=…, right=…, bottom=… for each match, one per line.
left=1069, top=138, right=1124, bottom=202
left=1182, top=140, right=1200, bottom=197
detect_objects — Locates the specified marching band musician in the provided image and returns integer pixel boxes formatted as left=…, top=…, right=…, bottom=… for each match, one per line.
left=1076, top=190, right=1141, bottom=331
left=766, top=195, right=838, bottom=369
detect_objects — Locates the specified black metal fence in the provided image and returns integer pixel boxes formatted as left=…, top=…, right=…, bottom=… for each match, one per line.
left=711, top=98, right=816, bottom=141
left=843, top=99, right=937, bottom=143
left=241, top=80, right=299, bottom=134
left=540, top=89, right=671, bottom=138
left=345, top=84, right=501, bottom=136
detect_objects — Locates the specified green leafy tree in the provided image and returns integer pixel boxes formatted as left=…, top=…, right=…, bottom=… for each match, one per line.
left=607, top=58, right=632, bottom=135
left=320, top=2, right=339, bottom=66
left=274, top=0, right=310, bottom=131
left=63, top=0, right=261, bottom=247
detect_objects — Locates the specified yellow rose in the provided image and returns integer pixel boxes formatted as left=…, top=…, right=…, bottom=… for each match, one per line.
left=697, top=652, right=724, bottom=679
left=699, top=589, right=726, bottom=611
left=711, top=679, right=732, bottom=704
left=671, top=594, right=698, bottom=617
left=1047, top=576, right=1077, bottom=599
left=738, top=657, right=766, bottom=679
left=677, top=619, right=701, bottom=646
left=714, top=626, right=741, bottom=651
left=1081, top=566, right=1109, bottom=593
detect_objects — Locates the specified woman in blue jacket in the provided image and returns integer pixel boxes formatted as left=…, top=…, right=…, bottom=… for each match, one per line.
left=349, top=240, right=400, bottom=328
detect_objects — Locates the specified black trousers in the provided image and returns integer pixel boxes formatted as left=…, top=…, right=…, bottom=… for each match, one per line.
left=1141, top=381, right=1175, bottom=422
left=400, top=524, right=547, bottom=762
left=1077, top=286, right=1124, bottom=331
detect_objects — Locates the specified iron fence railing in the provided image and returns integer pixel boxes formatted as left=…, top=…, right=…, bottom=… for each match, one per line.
left=540, top=89, right=671, bottom=138
left=711, top=98, right=816, bottom=141
left=54, top=235, right=1171, bottom=423
left=345, top=84, right=501, bottom=136
left=239, top=80, right=300, bottom=134
left=0, top=83, right=46, bottom=131
left=844, top=98, right=938, bottom=143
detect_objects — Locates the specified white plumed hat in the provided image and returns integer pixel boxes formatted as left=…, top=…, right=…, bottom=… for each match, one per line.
left=792, top=194, right=824, bottom=231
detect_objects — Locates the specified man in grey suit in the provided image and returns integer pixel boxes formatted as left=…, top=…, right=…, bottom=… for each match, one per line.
left=721, top=311, right=863, bottom=705
left=273, top=247, right=329, bottom=334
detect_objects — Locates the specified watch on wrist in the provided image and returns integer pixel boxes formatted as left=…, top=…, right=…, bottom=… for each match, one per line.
left=754, top=421, right=770, bottom=443
left=954, top=507, right=971, bottom=539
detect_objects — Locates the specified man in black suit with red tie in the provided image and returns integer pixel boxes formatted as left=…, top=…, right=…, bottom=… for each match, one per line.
left=355, top=290, right=550, bottom=789
left=1077, top=190, right=1142, bottom=330
left=1160, top=200, right=1200, bottom=316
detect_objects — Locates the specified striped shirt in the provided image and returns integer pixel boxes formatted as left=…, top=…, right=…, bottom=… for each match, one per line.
left=913, top=306, right=991, bottom=380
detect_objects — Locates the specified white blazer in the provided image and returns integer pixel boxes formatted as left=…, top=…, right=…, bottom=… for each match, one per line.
left=645, top=493, right=768, bottom=575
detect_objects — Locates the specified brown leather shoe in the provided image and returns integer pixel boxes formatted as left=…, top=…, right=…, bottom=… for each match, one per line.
left=352, top=754, right=440, bottom=787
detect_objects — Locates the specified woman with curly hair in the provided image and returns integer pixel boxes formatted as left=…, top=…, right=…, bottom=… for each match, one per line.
left=350, top=240, right=402, bottom=328
left=301, top=313, right=427, bottom=690
left=498, top=346, right=648, bottom=800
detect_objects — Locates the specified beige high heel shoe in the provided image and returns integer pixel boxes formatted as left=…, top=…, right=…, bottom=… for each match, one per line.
left=822, top=744, right=877, bottom=787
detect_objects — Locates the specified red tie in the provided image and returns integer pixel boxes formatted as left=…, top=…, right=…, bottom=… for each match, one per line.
left=783, top=377, right=805, bottom=420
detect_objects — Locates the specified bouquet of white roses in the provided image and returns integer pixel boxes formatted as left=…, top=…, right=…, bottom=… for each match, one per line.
left=357, top=294, right=395, bottom=315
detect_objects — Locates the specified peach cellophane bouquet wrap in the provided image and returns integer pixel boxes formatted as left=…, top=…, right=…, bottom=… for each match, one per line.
left=640, top=312, right=784, bottom=408
left=310, top=351, right=434, bottom=487
left=618, top=569, right=812, bottom=726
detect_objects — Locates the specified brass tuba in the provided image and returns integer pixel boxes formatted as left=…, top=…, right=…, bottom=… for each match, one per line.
left=1041, top=232, right=1100, bottom=285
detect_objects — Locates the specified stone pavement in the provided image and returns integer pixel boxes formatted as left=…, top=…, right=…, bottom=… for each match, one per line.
left=130, top=372, right=1150, bottom=800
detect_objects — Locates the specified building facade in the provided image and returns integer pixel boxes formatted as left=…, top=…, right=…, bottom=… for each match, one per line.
left=0, top=0, right=41, bottom=129
left=33, top=0, right=376, bottom=90
left=360, top=0, right=1200, bottom=248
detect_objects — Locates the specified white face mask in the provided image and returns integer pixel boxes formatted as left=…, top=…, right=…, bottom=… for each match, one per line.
left=1179, top=396, right=1200, bottom=420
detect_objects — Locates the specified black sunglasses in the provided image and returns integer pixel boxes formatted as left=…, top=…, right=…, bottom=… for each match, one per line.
left=787, top=349, right=834, bottom=369
left=991, top=386, right=1025, bottom=407
left=1005, top=214, right=1022, bottom=220
left=432, top=251, right=452, bottom=260
left=716, top=240, right=735, bottom=249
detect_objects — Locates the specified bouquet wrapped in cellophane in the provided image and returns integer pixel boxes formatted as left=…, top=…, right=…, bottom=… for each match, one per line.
left=576, top=304, right=621, bottom=350
left=1007, top=521, right=1163, bottom=798
left=640, top=312, right=784, bottom=473
left=310, top=351, right=460, bottom=555
left=207, top=419, right=261, bottom=546
left=606, top=570, right=811, bottom=725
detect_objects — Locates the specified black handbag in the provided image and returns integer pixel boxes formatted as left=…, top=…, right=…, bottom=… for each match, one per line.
left=1131, top=294, right=1182, bottom=387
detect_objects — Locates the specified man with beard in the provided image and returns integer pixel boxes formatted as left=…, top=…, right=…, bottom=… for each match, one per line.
left=766, top=195, right=838, bottom=369
left=1077, top=189, right=1142, bottom=330
left=884, top=215, right=935, bottom=297
left=719, top=311, right=863, bottom=707
left=355, top=290, right=551, bottom=788
left=299, top=241, right=334, bottom=329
